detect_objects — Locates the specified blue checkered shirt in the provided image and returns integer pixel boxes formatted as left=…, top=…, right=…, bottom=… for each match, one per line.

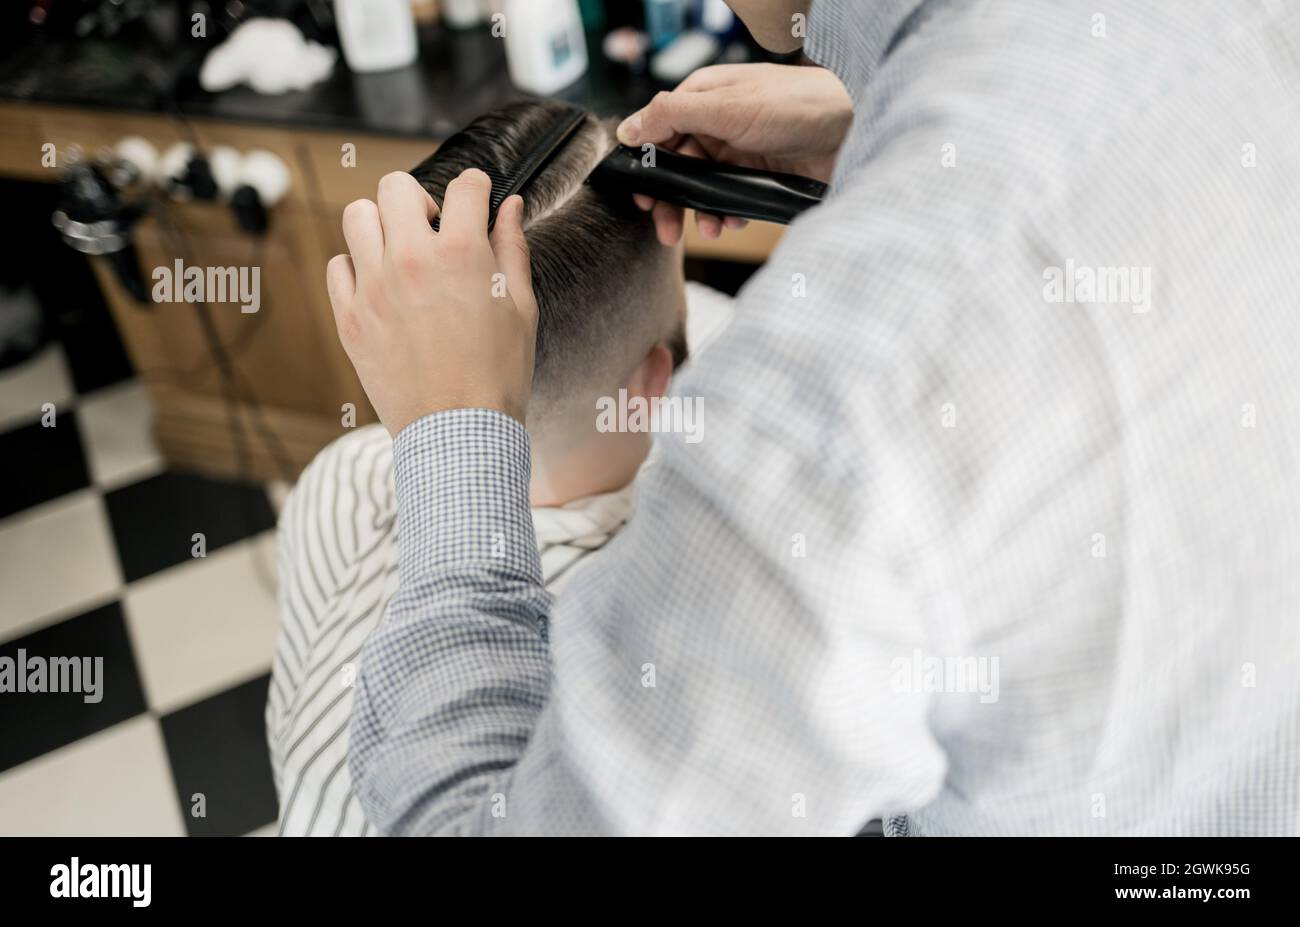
left=349, top=0, right=1300, bottom=835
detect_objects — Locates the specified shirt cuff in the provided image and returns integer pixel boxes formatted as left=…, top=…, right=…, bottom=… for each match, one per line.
left=391, top=408, right=539, bottom=583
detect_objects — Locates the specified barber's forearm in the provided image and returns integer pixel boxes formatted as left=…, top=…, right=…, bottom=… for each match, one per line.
left=347, top=408, right=552, bottom=835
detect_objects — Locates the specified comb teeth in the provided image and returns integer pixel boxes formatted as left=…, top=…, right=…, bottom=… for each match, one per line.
left=430, top=167, right=516, bottom=232
left=426, top=105, right=586, bottom=234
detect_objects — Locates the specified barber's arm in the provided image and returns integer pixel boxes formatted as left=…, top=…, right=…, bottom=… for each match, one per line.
left=333, top=70, right=942, bottom=834
left=327, top=171, right=554, bottom=833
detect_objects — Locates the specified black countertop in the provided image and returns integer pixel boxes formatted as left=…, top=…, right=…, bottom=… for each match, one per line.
left=0, top=24, right=756, bottom=140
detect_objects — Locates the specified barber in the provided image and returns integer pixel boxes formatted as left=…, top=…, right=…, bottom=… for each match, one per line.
left=326, top=0, right=1300, bottom=834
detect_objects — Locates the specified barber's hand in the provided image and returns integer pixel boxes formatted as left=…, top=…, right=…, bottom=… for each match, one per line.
left=618, top=62, right=853, bottom=245
left=326, top=170, right=538, bottom=436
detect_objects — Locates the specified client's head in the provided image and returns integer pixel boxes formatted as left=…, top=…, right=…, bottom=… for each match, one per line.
left=412, top=101, right=687, bottom=505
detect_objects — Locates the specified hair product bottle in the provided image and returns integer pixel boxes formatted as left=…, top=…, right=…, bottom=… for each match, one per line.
left=644, top=0, right=685, bottom=50
left=334, top=0, right=418, bottom=72
left=502, top=0, right=589, bottom=95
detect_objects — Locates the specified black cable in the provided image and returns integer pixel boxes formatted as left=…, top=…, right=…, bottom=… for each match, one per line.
left=131, top=193, right=275, bottom=384
left=152, top=200, right=300, bottom=597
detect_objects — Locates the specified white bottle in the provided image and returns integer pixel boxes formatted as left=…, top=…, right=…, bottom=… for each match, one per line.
left=334, top=0, right=418, bottom=73
left=443, top=0, right=487, bottom=29
left=503, top=0, right=588, bottom=95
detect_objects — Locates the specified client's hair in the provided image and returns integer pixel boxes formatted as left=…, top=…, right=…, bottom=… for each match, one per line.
left=410, top=101, right=684, bottom=429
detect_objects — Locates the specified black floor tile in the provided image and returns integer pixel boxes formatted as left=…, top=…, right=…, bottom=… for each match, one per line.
left=103, top=471, right=275, bottom=582
left=0, top=411, right=91, bottom=520
left=159, top=674, right=277, bottom=837
left=55, top=305, right=134, bottom=396
left=0, top=601, right=147, bottom=773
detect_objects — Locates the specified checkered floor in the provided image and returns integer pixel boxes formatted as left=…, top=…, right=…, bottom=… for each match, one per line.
left=0, top=246, right=767, bottom=838
left=0, top=338, right=285, bottom=837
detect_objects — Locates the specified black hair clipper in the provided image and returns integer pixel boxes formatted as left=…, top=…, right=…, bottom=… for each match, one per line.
left=587, top=144, right=827, bottom=225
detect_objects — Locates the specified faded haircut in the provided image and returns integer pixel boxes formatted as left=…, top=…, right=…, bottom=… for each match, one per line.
left=410, top=100, right=684, bottom=428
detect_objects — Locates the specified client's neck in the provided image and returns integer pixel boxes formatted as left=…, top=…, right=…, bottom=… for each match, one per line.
left=528, top=430, right=650, bottom=508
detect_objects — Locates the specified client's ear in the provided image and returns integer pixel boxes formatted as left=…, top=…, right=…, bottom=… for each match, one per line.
left=624, top=343, right=674, bottom=403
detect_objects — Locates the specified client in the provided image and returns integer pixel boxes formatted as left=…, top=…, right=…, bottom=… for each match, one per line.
left=266, top=100, right=730, bottom=835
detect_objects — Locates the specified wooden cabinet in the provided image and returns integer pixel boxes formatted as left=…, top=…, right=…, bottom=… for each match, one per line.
left=0, top=102, right=400, bottom=482
left=94, top=200, right=372, bottom=480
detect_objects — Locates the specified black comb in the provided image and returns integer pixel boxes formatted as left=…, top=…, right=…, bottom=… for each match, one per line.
left=412, top=105, right=588, bottom=233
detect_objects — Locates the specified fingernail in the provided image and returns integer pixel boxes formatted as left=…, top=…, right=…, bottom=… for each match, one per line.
left=617, top=113, right=642, bottom=145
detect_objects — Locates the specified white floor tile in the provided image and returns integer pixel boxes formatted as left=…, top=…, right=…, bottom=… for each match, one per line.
left=0, top=716, right=186, bottom=836
left=124, top=531, right=279, bottom=714
left=0, top=343, right=74, bottom=432
left=0, top=491, right=123, bottom=643
left=76, top=379, right=164, bottom=490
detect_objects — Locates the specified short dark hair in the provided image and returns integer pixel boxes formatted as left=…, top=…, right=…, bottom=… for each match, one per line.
left=410, top=101, right=681, bottom=424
